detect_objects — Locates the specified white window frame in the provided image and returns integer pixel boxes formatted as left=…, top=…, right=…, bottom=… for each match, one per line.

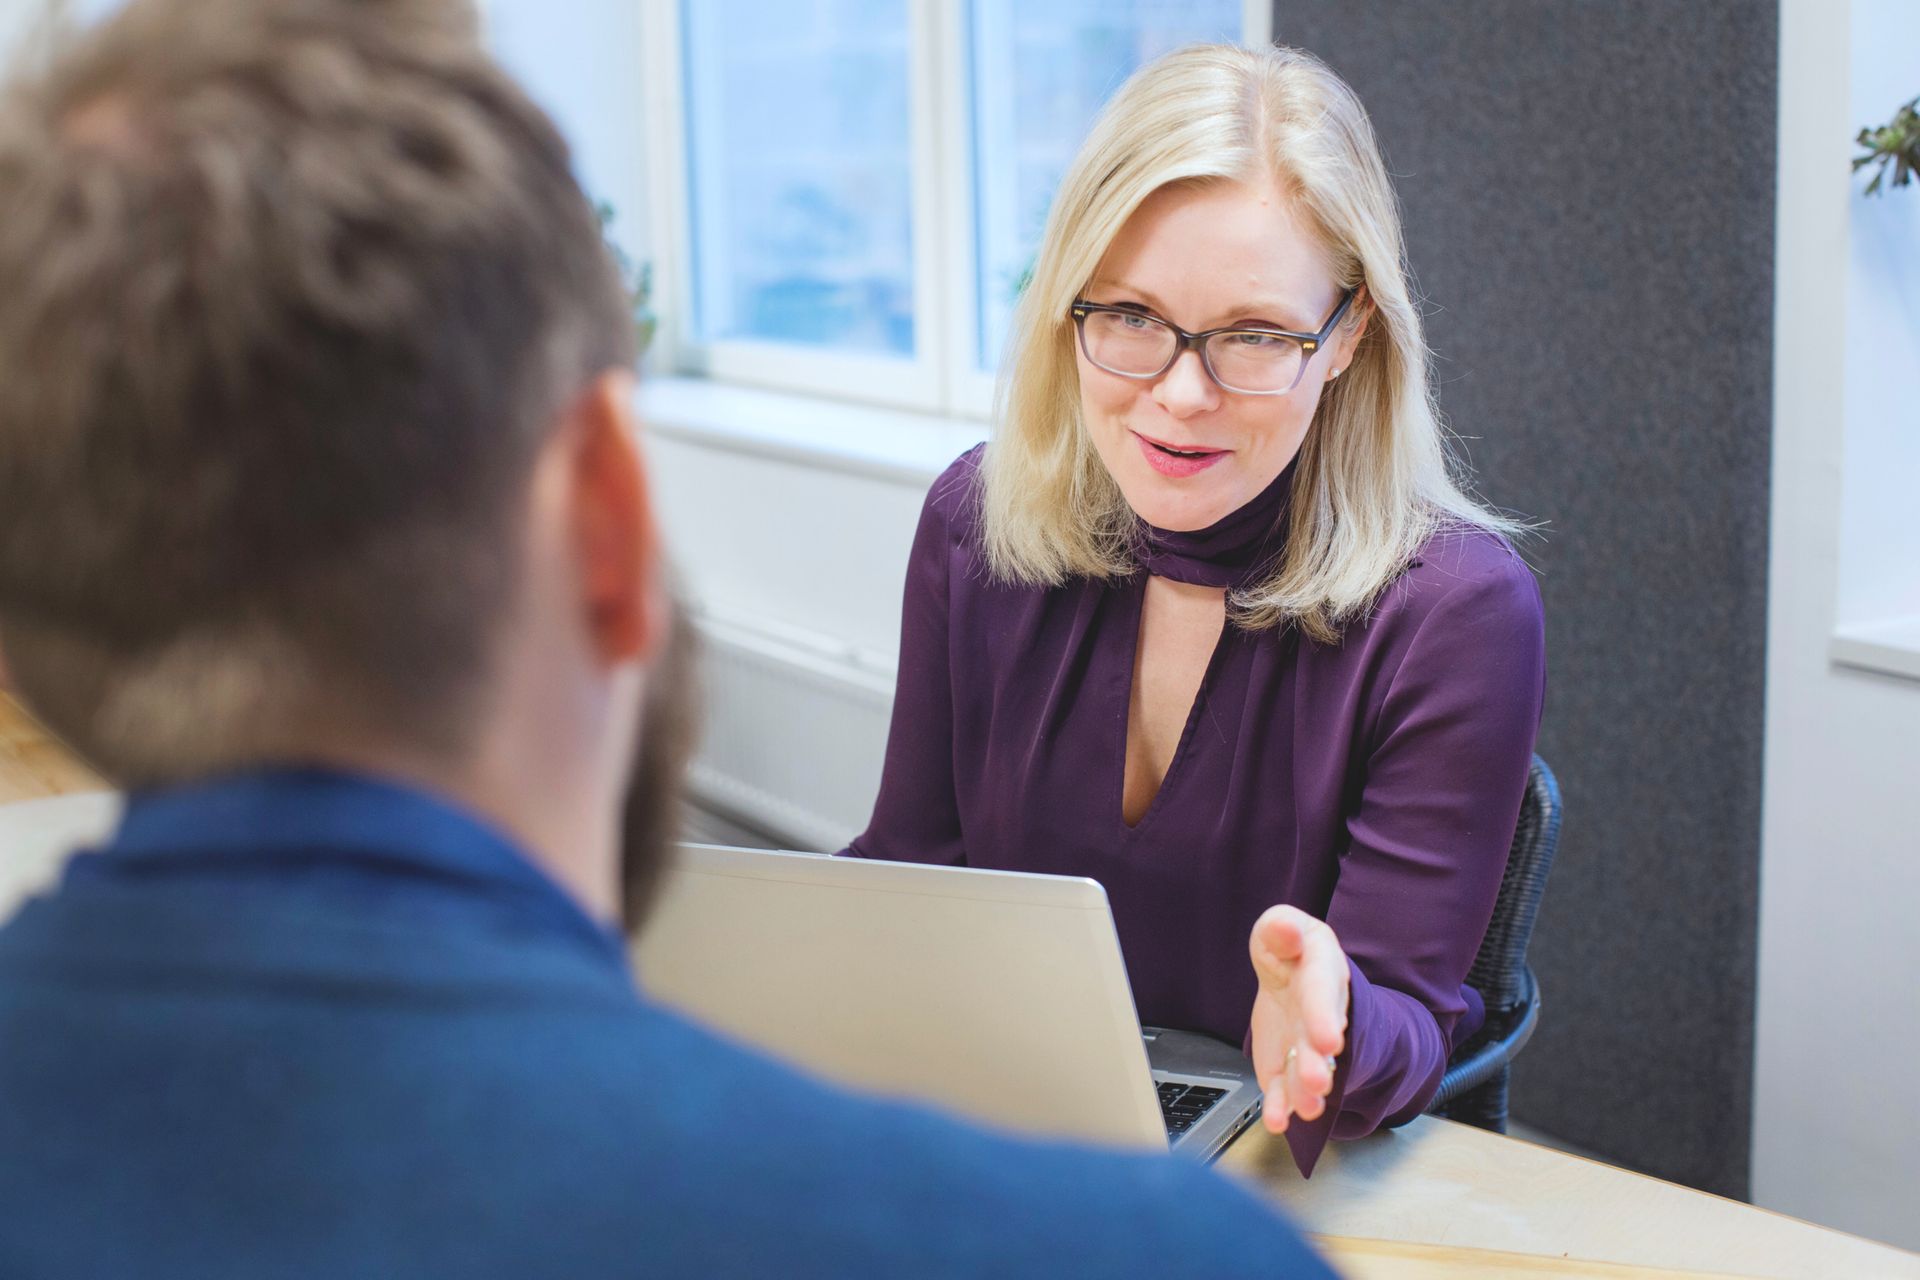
left=641, top=0, right=1272, bottom=421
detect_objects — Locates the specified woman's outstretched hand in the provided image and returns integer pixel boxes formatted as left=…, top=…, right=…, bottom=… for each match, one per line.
left=1248, top=905, right=1350, bottom=1134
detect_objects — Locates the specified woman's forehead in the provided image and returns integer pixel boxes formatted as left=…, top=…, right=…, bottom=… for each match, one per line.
left=1092, top=179, right=1339, bottom=328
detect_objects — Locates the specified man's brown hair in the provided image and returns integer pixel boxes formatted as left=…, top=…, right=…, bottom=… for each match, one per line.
left=0, top=0, right=635, bottom=782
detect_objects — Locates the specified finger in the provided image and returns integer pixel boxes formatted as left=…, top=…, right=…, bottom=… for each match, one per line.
left=1298, top=924, right=1351, bottom=1056
left=1251, top=906, right=1308, bottom=965
left=1261, top=1075, right=1291, bottom=1134
left=1248, top=997, right=1299, bottom=1088
left=1279, top=1033, right=1331, bottom=1122
left=1249, top=906, right=1308, bottom=984
left=1295, top=1040, right=1337, bottom=1099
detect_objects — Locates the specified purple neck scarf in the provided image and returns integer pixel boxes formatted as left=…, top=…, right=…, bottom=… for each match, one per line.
left=1136, top=462, right=1296, bottom=589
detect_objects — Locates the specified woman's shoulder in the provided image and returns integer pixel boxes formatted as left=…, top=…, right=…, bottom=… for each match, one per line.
left=929, top=442, right=987, bottom=507
left=918, top=442, right=989, bottom=542
left=1408, top=521, right=1534, bottom=587
left=1373, top=522, right=1541, bottom=634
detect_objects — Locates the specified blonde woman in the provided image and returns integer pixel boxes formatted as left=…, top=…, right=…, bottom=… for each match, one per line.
left=845, top=44, right=1544, bottom=1174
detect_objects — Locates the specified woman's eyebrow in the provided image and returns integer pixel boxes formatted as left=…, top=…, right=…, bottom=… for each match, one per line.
left=1084, top=278, right=1315, bottom=330
left=1086, top=278, right=1170, bottom=310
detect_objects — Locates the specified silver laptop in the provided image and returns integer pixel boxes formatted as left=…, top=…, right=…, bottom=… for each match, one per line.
left=633, top=844, right=1265, bottom=1161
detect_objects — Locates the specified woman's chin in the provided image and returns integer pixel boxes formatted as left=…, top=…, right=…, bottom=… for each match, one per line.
left=1121, top=491, right=1228, bottom=529
left=1122, top=480, right=1234, bottom=532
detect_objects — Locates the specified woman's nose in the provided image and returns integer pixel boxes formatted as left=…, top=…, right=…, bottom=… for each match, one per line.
left=1153, top=348, right=1221, bottom=417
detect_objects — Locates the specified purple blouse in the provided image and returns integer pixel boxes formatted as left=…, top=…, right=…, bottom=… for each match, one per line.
left=846, top=446, right=1545, bottom=1173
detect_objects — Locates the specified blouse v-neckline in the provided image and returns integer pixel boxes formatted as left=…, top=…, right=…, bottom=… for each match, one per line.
left=1115, top=579, right=1234, bottom=834
left=1116, top=462, right=1296, bottom=834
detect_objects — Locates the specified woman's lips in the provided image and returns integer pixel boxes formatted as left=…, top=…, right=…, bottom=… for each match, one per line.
left=1133, top=430, right=1229, bottom=478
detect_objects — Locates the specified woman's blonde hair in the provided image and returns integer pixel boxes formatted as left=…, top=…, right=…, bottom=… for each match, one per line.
left=982, top=43, right=1523, bottom=643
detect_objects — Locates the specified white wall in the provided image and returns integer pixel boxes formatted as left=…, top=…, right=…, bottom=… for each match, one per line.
left=483, top=0, right=650, bottom=267
left=639, top=383, right=973, bottom=847
left=1754, top=0, right=1920, bottom=1250
left=0, top=0, right=48, bottom=69
left=650, top=431, right=916, bottom=848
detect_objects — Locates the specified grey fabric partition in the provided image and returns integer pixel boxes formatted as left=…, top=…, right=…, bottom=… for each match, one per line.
left=1267, top=3, right=1777, bottom=1197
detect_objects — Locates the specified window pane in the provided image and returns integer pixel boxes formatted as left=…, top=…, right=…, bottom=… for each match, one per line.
left=970, top=1, right=1243, bottom=372
left=682, top=0, right=914, bottom=357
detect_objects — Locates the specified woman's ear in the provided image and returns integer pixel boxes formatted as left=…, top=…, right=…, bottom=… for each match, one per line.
left=1334, top=286, right=1372, bottom=370
left=568, top=369, right=668, bottom=668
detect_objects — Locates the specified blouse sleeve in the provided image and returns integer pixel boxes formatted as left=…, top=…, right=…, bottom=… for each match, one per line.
left=840, top=458, right=972, bottom=866
left=1285, top=546, right=1546, bottom=1175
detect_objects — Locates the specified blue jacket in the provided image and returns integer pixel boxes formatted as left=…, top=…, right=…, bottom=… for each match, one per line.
left=0, top=771, right=1331, bottom=1278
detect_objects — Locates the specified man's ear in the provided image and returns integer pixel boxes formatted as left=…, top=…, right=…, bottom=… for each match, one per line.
left=568, top=368, right=667, bottom=667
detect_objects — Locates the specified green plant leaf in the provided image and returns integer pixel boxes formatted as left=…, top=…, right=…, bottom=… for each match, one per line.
left=1855, top=95, right=1920, bottom=197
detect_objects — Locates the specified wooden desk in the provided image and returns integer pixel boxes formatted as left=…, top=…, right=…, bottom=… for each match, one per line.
left=1317, top=1237, right=1742, bottom=1278
left=1224, top=1117, right=1920, bottom=1278
left=2, top=695, right=1916, bottom=1279
left=0, top=692, right=106, bottom=803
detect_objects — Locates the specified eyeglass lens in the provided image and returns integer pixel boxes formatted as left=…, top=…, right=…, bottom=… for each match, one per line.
left=1079, top=310, right=1304, bottom=393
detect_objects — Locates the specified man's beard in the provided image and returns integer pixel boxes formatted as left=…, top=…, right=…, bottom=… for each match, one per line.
left=618, top=603, right=701, bottom=930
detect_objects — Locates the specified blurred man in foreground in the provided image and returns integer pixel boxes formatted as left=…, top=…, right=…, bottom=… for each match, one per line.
left=0, top=2, right=1331, bottom=1275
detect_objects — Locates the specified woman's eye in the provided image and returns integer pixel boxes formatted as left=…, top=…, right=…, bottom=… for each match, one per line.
left=1118, top=312, right=1153, bottom=331
left=1228, top=330, right=1284, bottom=349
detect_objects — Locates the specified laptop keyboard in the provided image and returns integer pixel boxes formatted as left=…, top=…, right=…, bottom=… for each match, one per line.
left=1158, top=1082, right=1227, bottom=1136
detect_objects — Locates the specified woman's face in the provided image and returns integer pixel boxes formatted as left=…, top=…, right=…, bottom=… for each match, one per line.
left=1075, top=178, right=1366, bottom=532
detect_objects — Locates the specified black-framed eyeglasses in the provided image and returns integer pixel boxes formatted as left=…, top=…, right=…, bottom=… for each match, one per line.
left=1068, top=288, right=1357, bottom=396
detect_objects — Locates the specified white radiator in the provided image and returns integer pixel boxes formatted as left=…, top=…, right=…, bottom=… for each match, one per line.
left=683, top=609, right=896, bottom=852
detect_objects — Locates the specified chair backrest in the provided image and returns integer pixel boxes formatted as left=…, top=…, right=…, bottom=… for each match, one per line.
left=1465, top=756, right=1562, bottom=1014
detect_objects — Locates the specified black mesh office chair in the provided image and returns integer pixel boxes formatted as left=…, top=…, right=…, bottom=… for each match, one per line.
left=1427, top=755, right=1562, bottom=1133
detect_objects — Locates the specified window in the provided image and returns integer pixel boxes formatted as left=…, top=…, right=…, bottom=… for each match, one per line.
left=681, top=3, right=916, bottom=358
left=1830, top=0, right=1920, bottom=681
left=645, top=0, right=1260, bottom=415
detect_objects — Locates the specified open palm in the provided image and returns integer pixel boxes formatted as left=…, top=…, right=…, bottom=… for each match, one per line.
left=1248, top=905, right=1350, bottom=1133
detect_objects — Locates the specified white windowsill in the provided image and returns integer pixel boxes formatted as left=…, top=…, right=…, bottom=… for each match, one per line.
left=1830, top=617, right=1920, bottom=683
left=636, top=375, right=987, bottom=489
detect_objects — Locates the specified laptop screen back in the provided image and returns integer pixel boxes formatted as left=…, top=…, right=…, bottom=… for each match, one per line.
left=633, top=844, right=1166, bottom=1149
